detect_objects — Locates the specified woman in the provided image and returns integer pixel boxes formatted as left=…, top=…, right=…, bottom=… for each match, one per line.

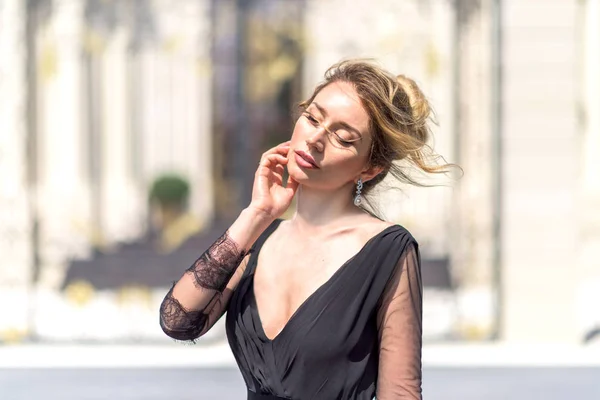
left=159, top=59, right=450, bottom=399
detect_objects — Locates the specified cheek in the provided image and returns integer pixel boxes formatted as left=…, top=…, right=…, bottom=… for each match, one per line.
left=339, top=156, right=365, bottom=174
left=324, top=151, right=364, bottom=176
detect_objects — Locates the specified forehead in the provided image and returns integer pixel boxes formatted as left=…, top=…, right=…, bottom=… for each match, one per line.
left=311, top=81, right=371, bottom=135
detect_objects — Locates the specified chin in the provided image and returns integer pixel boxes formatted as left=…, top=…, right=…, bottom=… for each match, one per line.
left=287, top=163, right=310, bottom=182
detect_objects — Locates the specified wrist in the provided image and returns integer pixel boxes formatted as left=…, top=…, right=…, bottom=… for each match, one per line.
left=242, top=206, right=276, bottom=226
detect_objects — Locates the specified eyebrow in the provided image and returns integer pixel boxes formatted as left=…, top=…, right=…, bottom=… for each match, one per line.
left=310, top=102, right=363, bottom=138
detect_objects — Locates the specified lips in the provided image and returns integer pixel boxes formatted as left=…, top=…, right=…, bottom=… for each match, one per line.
left=294, top=150, right=319, bottom=168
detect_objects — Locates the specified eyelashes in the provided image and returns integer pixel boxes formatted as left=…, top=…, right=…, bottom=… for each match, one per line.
left=302, top=112, right=357, bottom=145
left=304, top=113, right=319, bottom=125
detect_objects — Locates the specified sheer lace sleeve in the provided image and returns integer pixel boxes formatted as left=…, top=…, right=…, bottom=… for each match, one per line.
left=376, top=243, right=423, bottom=399
left=159, top=231, right=252, bottom=342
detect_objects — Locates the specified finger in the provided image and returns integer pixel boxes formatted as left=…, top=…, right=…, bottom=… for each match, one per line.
left=256, top=155, right=286, bottom=178
left=271, top=164, right=285, bottom=183
left=286, top=175, right=299, bottom=192
left=266, top=170, right=283, bottom=185
left=263, top=146, right=290, bottom=160
left=261, top=141, right=291, bottom=158
left=261, top=154, right=288, bottom=168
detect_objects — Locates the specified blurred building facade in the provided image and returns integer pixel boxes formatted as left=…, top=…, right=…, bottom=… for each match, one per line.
left=0, top=0, right=598, bottom=344
left=0, top=0, right=215, bottom=342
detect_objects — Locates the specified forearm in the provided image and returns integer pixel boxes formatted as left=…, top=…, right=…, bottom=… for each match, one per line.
left=175, top=207, right=273, bottom=302
left=159, top=207, right=274, bottom=340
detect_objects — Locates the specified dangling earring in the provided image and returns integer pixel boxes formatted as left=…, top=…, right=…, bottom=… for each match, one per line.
left=354, top=178, right=363, bottom=207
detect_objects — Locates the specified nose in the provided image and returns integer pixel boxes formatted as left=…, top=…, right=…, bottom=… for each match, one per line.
left=305, top=125, right=327, bottom=152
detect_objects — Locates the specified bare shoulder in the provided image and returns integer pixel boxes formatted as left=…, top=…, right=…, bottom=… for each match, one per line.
left=352, top=215, right=396, bottom=242
left=270, top=217, right=399, bottom=247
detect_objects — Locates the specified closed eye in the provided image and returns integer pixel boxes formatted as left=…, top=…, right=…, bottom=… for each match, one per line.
left=303, top=111, right=360, bottom=146
left=303, top=112, right=319, bottom=125
left=333, top=133, right=354, bottom=146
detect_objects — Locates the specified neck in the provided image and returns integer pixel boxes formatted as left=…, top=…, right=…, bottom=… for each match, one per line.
left=290, top=183, right=363, bottom=233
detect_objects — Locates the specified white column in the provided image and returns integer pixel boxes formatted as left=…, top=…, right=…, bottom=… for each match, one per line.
left=0, top=0, right=33, bottom=338
left=578, top=0, right=600, bottom=336
left=449, top=0, right=496, bottom=339
left=140, top=0, right=213, bottom=223
left=501, top=0, right=579, bottom=343
left=100, top=27, right=145, bottom=243
left=174, top=0, right=213, bottom=222
left=36, top=0, right=91, bottom=289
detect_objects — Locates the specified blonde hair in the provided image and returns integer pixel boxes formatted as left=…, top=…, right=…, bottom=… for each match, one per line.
left=299, top=59, right=456, bottom=197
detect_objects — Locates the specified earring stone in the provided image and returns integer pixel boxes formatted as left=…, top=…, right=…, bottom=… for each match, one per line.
left=354, top=178, right=363, bottom=206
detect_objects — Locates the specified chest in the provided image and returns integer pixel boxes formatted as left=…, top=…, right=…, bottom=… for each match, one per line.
left=251, top=237, right=366, bottom=339
left=256, top=239, right=359, bottom=300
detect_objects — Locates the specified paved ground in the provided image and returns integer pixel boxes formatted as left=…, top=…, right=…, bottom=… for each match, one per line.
left=1, top=342, right=600, bottom=399
left=2, top=366, right=600, bottom=399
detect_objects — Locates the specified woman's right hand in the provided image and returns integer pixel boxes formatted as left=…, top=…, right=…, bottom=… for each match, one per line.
left=248, top=141, right=299, bottom=220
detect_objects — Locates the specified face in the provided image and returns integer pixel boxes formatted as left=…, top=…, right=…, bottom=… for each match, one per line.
left=288, top=81, right=379, bottom=191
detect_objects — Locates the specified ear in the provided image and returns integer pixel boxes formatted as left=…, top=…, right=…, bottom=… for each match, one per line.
left=359, top=164, right=384, bottom=184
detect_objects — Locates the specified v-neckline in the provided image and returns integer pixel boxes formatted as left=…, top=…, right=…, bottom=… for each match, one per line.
left=249, top=220, right=397, bottom=342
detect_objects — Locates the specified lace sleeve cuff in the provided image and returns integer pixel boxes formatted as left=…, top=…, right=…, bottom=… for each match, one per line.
left=185, top=230, right=252, bottom=292
left=159, top=286, right=208, bottom=341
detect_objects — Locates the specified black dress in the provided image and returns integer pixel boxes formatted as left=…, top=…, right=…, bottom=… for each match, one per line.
left=159, top=219, right=423, bottom=400
left=225, top=220, right=423, bottom=399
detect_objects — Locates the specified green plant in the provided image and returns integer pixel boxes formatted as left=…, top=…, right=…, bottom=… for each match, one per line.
left=148, top=174, right=190, bottom=209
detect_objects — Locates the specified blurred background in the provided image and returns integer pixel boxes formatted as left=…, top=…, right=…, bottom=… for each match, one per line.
left=0, top=0, right=599, bottom=398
